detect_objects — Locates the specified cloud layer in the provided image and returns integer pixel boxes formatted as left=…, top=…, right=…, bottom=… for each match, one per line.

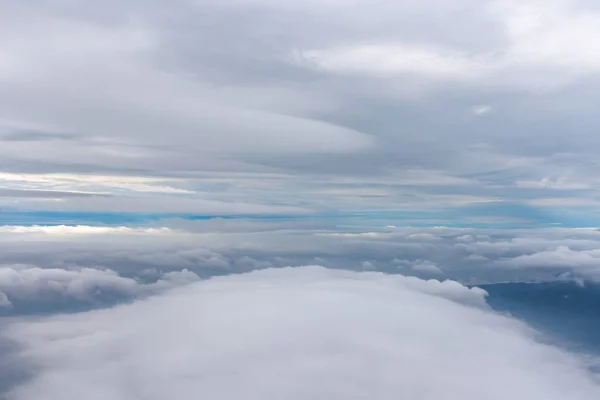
left=2, top=220, right=600, bottom=311
left=3, top=266, right=600, bottom=400
left=0, top=264, right=199, bottom=312
left=1, top=0, right=600, bottom=219
left=5, top=220, right=600, bottom=282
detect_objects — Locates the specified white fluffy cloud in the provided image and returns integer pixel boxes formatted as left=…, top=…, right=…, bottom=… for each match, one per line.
left=499, top=246, right=600, bottom=280
left=0, top=265, right=199, bottom=309
left=3, top=267, right=599, bottom=399
left=2, top=223, right=600, bottom=286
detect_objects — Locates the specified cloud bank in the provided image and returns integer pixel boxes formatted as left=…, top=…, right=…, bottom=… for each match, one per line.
left=0, top=265, right=199, bottom=312
left=2, top=221, right=600, bottom=304
left=3, top=267, right=600, bottom=400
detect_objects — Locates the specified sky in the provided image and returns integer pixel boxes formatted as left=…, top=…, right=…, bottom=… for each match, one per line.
left=3, top=0, right=600, bottom=222
left=3, top=0, right=600, bottom=398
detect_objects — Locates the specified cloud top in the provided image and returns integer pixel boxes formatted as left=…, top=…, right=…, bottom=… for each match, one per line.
left=4, top=266, right=600, bottom=400
left=0, top=265, right=199, bottom=311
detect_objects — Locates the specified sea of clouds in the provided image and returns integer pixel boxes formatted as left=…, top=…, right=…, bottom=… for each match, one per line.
left=2, top=266, right=599, bottom=399
left=2, top=221, right=600, bottom=314
left=3, top=0, right=600, bottom=397
left=0, top=222, right=599, bottom=398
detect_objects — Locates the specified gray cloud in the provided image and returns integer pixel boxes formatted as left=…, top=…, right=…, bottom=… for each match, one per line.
left=0, top=264, right=199, bottom=313
left=1, top=0, right=600, bottom=214
left=0, top=188, right=105, bottom=198
left=0, top=130, right=76, bottom=142
left=0, top=222, right=600, bottom=287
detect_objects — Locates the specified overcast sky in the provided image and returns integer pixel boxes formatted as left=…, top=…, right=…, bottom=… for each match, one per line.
left=2, top=0, right=600, bottom=220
